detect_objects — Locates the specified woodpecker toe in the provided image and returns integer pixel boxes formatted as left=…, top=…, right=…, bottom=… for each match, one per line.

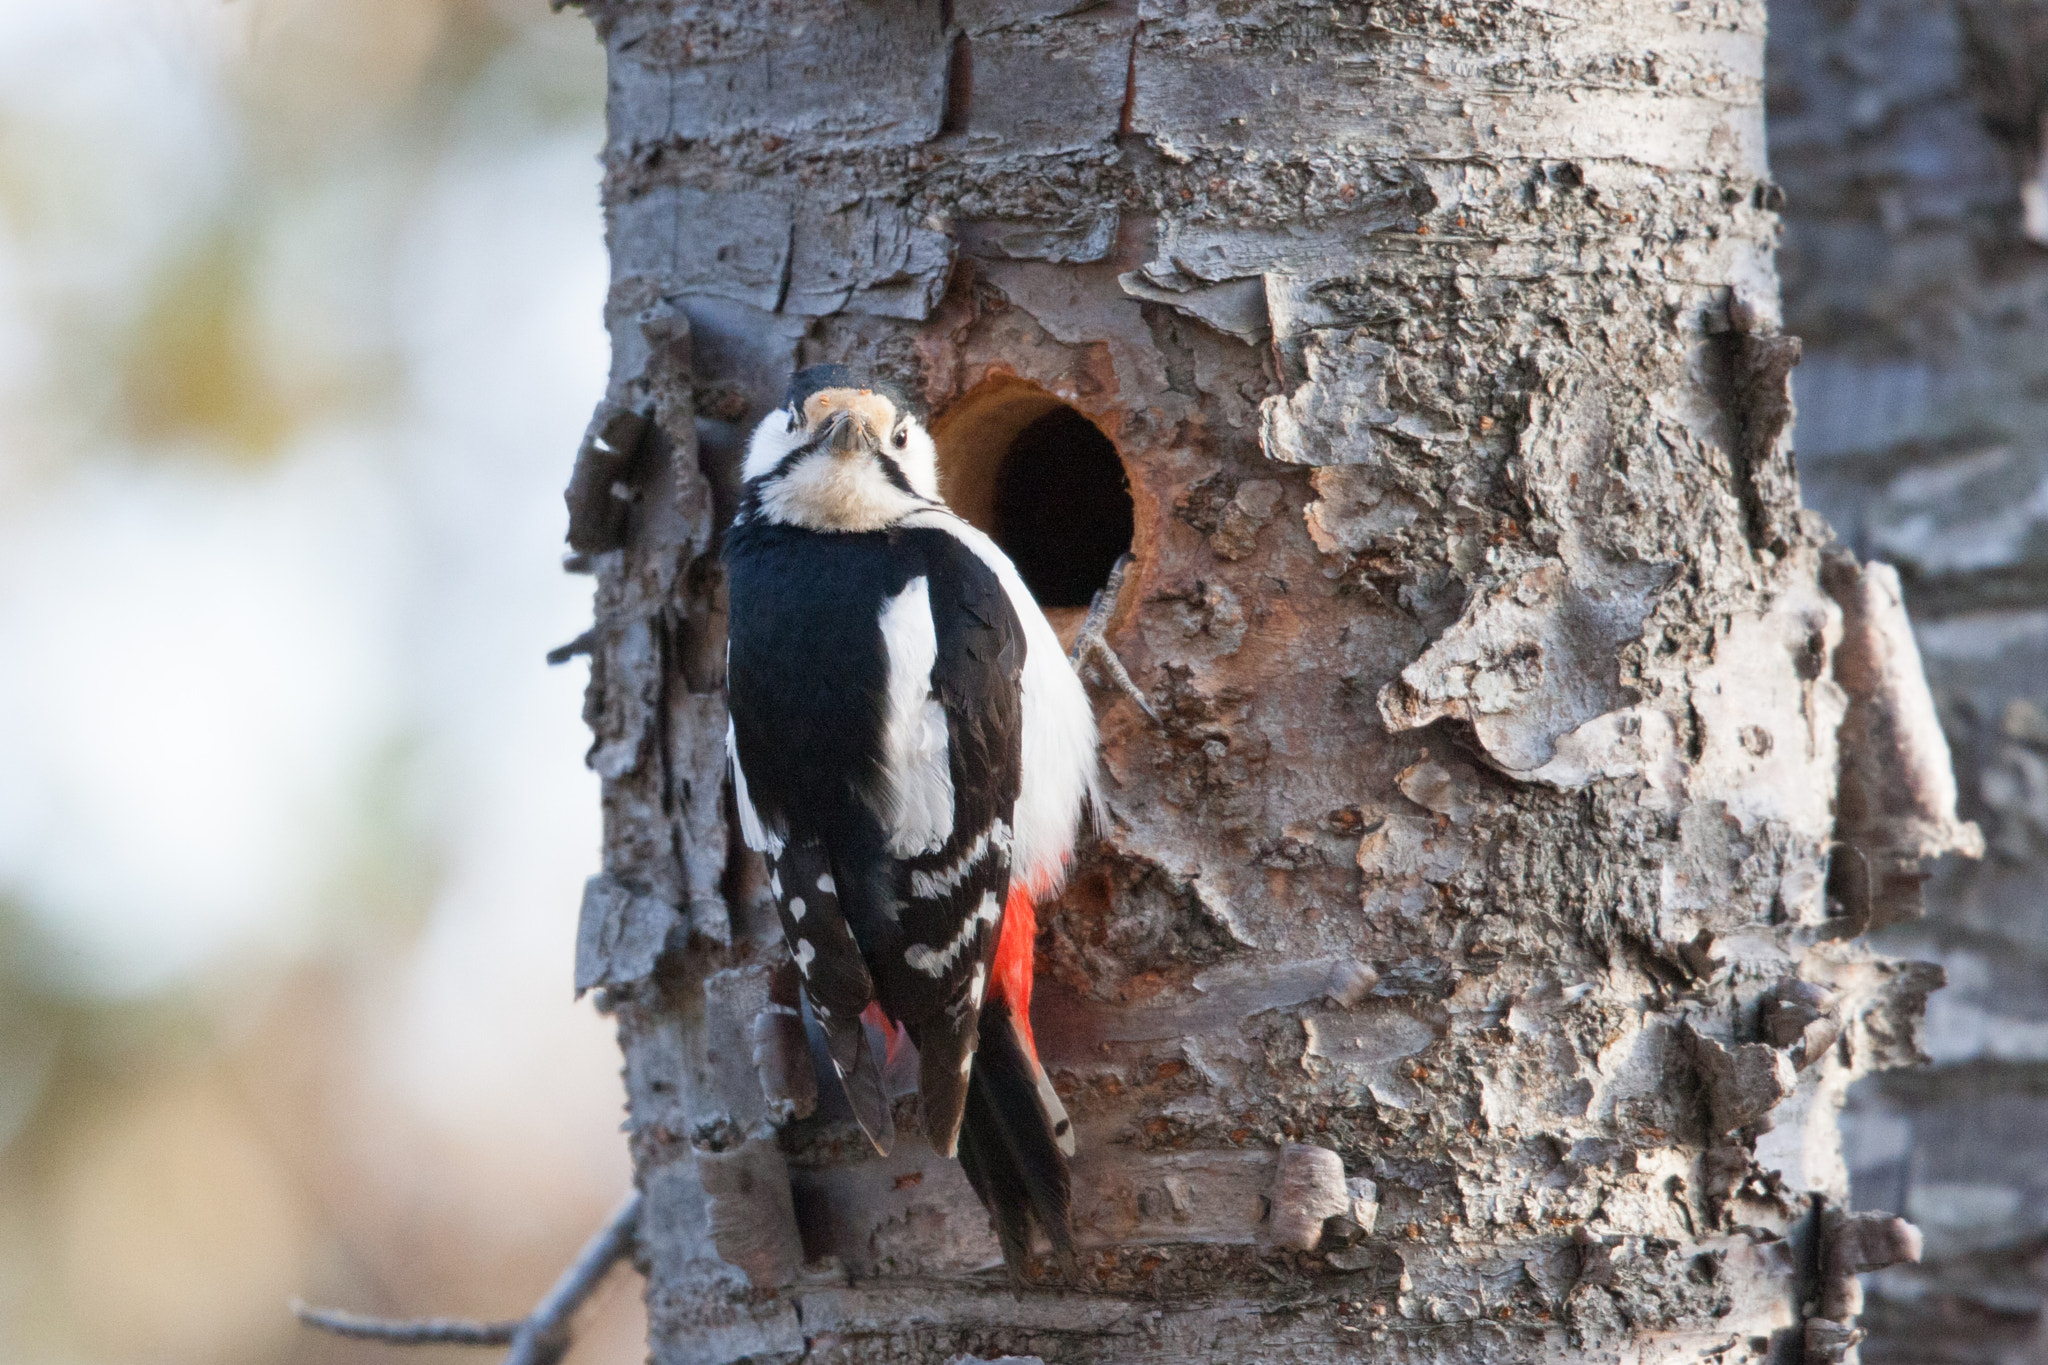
left=1069, top=553, right=1161, bottom=725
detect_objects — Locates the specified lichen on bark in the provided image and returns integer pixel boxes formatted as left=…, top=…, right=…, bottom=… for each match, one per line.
left=560, top=2, right=1975, bottom=1361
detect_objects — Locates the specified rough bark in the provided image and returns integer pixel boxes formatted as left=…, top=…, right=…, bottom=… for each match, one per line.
left=1769, top=1, right=2048, bottom=1358
left=563, top=2, right=1974, bottom=1361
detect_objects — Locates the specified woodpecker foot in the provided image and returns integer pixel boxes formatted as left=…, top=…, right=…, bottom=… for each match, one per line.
left=1070, top=553, right=1161, bottom=725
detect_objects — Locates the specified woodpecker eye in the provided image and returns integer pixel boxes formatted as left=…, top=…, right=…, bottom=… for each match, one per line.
left=891, top=427, right=909, bottom=450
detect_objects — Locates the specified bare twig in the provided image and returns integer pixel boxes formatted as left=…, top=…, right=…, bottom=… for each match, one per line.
left=293, top=1191, right=642, bottom=1365
left=290, top=1303, right=519, bottom=1346
left=503, top=1191, right=642, bottom=1365
left=545, top=628, right=597, bottom=665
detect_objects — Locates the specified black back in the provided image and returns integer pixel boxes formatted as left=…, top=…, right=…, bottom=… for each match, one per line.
left=725, top=520, right=913, bottom=850
left=726, top=506, right=1081, bottom=1276
left=724, top=518, right=1025, bottom=1135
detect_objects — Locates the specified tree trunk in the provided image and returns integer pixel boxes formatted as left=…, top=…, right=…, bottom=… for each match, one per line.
left=562, top=2, right=1975, bottom=1361
left=1769, top=1, right=2048, bottom=1359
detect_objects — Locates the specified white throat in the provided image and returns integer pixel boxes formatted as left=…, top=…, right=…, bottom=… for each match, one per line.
left=757, top=449, right=929, bottom=532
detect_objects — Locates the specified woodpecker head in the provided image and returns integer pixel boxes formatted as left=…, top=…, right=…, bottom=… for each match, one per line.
left=740, top=365, right=941, bottom=532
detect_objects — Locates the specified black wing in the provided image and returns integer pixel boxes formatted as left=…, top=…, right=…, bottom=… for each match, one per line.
left=766, top=839, right=893, bottom=1153
left=870, top=527, right=1026, bottom=1157
left=723, top=518, right=1025, bottom=1159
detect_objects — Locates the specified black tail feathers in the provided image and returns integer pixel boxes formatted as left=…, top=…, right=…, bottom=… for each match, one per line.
left=954, top=995, right=1077, bottom=1285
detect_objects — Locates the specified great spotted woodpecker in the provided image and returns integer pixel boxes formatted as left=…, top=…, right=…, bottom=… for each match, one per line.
left=722, top=365, right=1101, bottom=1276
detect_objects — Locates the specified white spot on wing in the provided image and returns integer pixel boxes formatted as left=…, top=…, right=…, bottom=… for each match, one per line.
left=795, top=939, right=816, bottom=975
left=904, top=890, right=1001, bottom=978
left=909, top=820, right=1012, bottom=901
left=788, top=896, right=806, bottom=921
left=817, top=873, right=836, bottom=894
left=877, top=576, right=955, bottom=857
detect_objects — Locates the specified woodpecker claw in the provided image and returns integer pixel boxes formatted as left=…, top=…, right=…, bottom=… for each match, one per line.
left=1070, top=553, right=1162, bottom=725
left=1079, top=632, right=1162, bottom=724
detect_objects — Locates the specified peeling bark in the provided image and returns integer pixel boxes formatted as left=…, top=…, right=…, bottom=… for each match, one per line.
left=561, top=2, right=1974, bottom=1361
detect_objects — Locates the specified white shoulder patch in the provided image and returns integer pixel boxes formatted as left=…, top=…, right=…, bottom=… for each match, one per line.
left=877, top=576, right=955, bottom=858
left=727, top=717, right=784, bottom=856
left=900, top=510, right=1100, bottom=891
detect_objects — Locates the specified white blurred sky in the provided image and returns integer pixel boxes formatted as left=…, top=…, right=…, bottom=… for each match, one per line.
left=0, top=0, right=624, bottom=1163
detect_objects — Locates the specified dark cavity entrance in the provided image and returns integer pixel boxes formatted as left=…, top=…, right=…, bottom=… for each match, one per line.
left=991, top=405, right=1134, bottom=608
left=930, top=378, right=1136, bottom=617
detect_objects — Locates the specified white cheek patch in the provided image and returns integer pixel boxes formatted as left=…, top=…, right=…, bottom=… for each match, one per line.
left=741, top=406, right=808, bottom=481
left=896, top=424, right=941, bottom=501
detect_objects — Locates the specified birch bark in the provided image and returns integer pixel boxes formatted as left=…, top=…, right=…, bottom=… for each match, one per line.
left=561, top=3, right=1974, bottom=1361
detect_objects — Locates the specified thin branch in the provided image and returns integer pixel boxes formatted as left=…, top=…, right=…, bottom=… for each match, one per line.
left=293, top=1191, right=642, bottom=1365
left=290, top=1303, right=519, bottom=1346
left=546, top=628, right=597, bottom=665
left=505, top=1191, right=643, bottom=1365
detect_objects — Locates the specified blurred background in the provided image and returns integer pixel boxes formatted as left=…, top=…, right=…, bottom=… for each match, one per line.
left=0, top=2, right=639, bottom=1364
left=1772, top=2, right=2048, bottom=1360
left=5, top=2, right=2048, bottom=1365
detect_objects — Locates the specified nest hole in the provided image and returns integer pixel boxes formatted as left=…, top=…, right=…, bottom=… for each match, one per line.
left=931, top=378, right=1135, bottom=620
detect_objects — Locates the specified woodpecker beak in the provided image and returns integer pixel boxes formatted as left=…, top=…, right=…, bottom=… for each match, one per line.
left=805, top=387, right=895, bottom=459
left=821, top=409, right=876, bottom=457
